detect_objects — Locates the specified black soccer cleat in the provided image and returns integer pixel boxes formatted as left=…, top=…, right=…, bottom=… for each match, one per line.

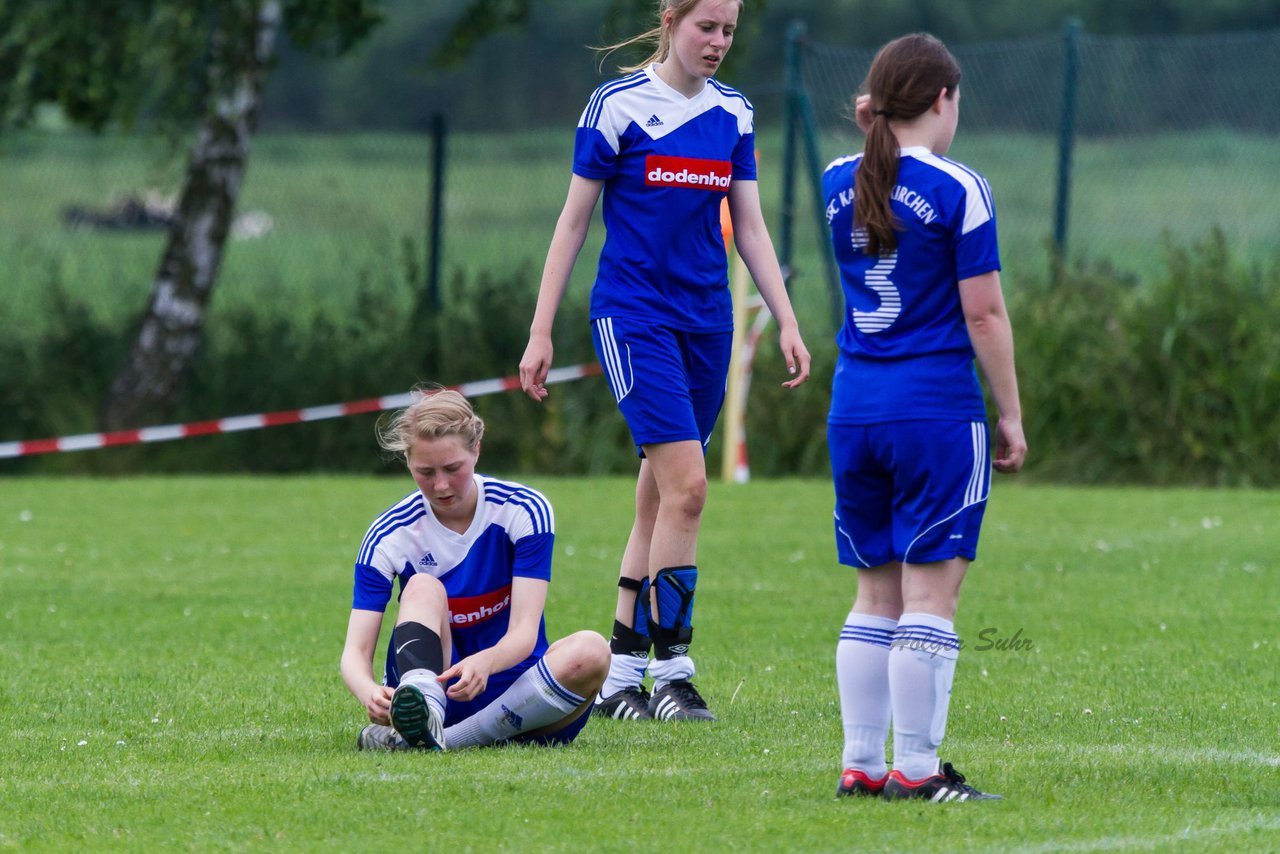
left=836, top=768, right=888, bottom=797
left=389, top=683, right=446, bottom=751
left=882, top=762, right=1003, bottom=802
left=648, top=680, right=716, bottom=722
left=593, top=686, right=654, bottom=721
left=357, top=723, right=412, bottom=751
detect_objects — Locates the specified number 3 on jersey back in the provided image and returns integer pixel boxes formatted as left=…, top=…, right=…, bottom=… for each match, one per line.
left=852, top=246, right=901, bottom=334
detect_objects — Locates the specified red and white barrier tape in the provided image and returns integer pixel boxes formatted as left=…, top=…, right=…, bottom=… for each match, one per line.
left=0, top=363, right=603, bottom=459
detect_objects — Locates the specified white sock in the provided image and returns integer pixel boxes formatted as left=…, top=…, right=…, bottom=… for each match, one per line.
left=648, top=654, right=695, bottom=690
left=889, top=612, right=959, bottom=781
left=443, top=659, right=585, bottom=749
left=600, top=652, right=649, bottom=698
left=398, top=668, right=447, bottom=720
left=836, top=612, right=897, bottom=776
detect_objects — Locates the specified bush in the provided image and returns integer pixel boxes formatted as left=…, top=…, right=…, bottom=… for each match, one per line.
left=4, top=229, right=1276, bottom=484
left=1013, top=228, right=1280, bottom=485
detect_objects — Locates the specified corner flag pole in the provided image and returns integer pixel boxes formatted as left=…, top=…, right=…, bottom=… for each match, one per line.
left=720, top=197, right=752, bottom=484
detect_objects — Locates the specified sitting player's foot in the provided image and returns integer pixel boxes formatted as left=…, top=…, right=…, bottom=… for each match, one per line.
left=836, top=768, right=888, bottom=797
left=882, top=762, right=1002, bottom=802
left=357, top=723, right=411, bottom=751
left=389, top=683, right=446, bottom=750
left=648, top=680, right=716, bottom=722
left=593, top=685, right=654, bottom=720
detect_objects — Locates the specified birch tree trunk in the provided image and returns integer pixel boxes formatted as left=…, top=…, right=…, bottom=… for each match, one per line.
left=100, top=1, right=282, bottom=430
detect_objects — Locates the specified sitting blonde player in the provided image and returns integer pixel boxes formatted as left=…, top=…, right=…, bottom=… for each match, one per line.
left=340, top=386, right=609, bottom=750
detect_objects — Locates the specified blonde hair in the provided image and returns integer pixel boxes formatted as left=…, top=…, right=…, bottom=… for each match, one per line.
left=598, top=0, right=743, bottom=74
left=376, top=385, right=485, bottom=460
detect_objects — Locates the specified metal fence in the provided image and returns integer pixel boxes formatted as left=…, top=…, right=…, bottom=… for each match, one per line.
left=3, top=24, right=1277, bottom=351
left=782, top=24, right=1280, bottom=326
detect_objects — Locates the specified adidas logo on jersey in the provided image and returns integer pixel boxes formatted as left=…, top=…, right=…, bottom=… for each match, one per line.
left=419, top=552, right=437, bottom=567
left=645, top=114, right=663, bottom=127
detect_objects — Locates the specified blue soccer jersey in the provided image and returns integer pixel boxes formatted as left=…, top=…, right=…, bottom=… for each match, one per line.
left=351, top=475, right=555, bottom=682
left=574, top=65, right=757, bottom=333
left=823, top=146, right=1000, bottom=424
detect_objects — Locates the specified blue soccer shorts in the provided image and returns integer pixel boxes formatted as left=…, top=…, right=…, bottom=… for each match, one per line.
left=828, top=419, right=991, bottom=567
left=591, top=316, right=733, bottom=454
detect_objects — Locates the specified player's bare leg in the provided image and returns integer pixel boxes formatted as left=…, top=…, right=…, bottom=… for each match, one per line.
left=642, top=440, right=715, bottom=721
left=597, top=462, right=660, bottom=719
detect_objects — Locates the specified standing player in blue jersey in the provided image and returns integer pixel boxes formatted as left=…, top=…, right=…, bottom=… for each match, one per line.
left=822, top=34, right=1027, bottom=801
left=519, top=0, right=810, bottom=722
left=339, top=387, right=610, bottom=751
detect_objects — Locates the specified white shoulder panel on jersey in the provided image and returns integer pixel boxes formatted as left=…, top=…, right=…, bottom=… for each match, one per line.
left=481, top=476, right=555, bottom=540
left=579, top=69, right=649, bottom=155
left=824, top=153, right=861, bottom=175
left=913, top=152, right=995, bottom=235
left=357, top=490, right=426, bottom=573
left=581, top=68, right=754, bottom=152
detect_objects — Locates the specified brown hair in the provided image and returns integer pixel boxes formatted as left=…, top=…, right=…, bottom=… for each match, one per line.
left=598, top=0, right=743, bottom=74
left=853, top=33, right=961, bottom=256
left=376, top=385, right=485, bottom=460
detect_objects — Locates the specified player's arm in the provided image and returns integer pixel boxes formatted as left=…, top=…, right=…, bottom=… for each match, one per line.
left=726, top=179, right=811, bottom=388
left=520, top=175, right=605, bottom=402
left=340, top=608, right=394, bottom=724
left=439, top=577, right=549, bottom=702
left=959, top=270, right=1027, bottom=473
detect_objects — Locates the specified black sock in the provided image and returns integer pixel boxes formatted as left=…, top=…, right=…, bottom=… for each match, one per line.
left=610, top=619, right=651, bottom=656
left=390, top=622, right=444, bottom=676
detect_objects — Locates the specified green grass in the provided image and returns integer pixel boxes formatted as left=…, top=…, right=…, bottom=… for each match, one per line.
left=3, top=128, right=1277, bottom=346
left=2, top=476, right=1277, bottom=851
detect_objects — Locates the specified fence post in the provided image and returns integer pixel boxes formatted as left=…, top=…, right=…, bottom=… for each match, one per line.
left=426, top=112, right=446, bottom=312
left=780, top=20, right=804, bottom=284
left=1053, top=18, right=1081, bottom=273
left=796, top=78, right=841, bottom=320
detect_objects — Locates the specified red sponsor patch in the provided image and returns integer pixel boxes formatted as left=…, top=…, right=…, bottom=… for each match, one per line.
left=448, top=585, right=512, bottom=627
left=645, top=155, right=732, bottom=191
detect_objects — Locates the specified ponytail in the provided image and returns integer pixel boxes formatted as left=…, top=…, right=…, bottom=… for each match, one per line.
left=851, top=33, right=961, bottom=257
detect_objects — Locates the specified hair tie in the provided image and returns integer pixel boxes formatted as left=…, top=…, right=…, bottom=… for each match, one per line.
left=873, top=109, right=894, bottom=118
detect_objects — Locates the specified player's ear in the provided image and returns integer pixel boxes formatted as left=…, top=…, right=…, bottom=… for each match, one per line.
left=932, top=88, right=948, bottom=114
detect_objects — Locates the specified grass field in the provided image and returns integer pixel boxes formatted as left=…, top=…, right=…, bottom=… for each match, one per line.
left=2, top=476, right=1277, bottom=851
left=2, top=128, right=1278, bottom=347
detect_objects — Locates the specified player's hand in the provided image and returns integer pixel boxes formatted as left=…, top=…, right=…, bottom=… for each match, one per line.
left=439, top=651, right=495, bottom=702
left=992, top=416, right=1027, bottom=473
left=519, top=334, right=554, bottom=403
left=364, top=684, right=393, bottom=725
left=778, top=324, right=811, bottom=389
left=854, top=94, right=873, bottom=135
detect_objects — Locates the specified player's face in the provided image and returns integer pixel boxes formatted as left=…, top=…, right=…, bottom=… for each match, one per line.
left=667, top=0, right=738, bottom=82
left=407, top=434, right=479, bottom=523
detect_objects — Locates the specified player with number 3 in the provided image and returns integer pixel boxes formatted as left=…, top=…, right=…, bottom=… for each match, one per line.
left=822, top=33, right=1027, bottom=802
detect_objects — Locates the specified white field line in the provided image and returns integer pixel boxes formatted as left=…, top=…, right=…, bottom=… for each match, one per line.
left=1008, top=815, right=1280, bottom=853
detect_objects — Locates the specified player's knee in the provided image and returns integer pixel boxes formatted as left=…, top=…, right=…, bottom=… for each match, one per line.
left=560, top=630, right=611, bottom=684
left=665, top=472, right=707, bottom=520
left=399, top=573, right=447, bottom=610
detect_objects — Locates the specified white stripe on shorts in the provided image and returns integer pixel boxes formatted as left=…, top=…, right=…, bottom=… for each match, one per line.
left=594, top=317, right=635, bottom=402
left=965, top=421, right=989, bottom=506
left=902, top=421, right=990, bottom=563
